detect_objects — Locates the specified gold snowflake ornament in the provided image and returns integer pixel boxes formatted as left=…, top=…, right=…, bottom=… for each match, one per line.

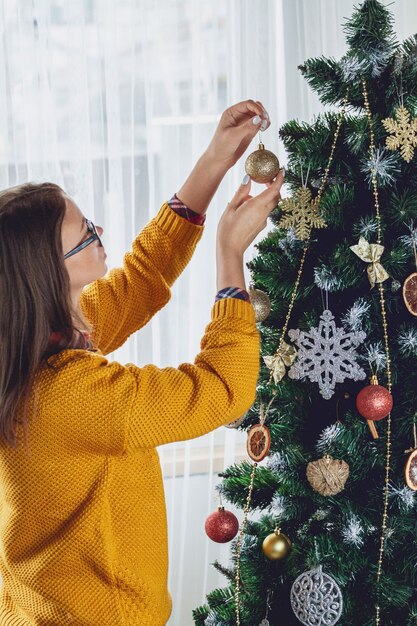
left=382, top=105, right=417, bottom=163
left=278, top=187, right=327, bottom=240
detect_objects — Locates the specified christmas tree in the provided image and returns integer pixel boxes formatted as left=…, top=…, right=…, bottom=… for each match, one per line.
left=193, top=1, right=417, bottom=625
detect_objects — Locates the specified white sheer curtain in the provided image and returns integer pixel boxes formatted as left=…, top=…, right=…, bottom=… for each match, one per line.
left=0, top=1, right=416, bottom=624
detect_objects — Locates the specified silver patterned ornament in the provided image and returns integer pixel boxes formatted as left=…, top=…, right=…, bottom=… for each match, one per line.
left=248, top=282, right=271, bottom=322
left=291, top=565, right=343, bottom=626
left=259, top=621, right=270, bottom=626
left=288, top=309, right=366, bottom=400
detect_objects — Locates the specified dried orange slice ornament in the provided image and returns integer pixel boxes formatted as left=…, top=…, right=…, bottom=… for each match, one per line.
left=403, top=272, right=417, bottom=316
left=246, top=424, right=271, bottom=462
left=405, top=449, right=417, bottom=491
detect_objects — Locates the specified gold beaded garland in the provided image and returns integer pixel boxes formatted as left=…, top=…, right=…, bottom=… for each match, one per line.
left=362, top=80, right=393, bottom=626
left=267, top=93, right=349, bottom=388
left=232, top=93, right=349, bottom=626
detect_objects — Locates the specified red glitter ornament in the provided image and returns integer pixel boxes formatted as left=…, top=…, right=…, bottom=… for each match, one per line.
left=356, top=375, right=393, bottom=421
left=205, top=506, right=239, bottom=543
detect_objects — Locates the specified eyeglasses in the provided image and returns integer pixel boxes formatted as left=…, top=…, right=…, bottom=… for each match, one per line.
left=64, top=218, right=103, bottom=260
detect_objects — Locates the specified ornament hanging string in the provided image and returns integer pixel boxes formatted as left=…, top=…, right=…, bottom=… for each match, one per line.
left=394, top=53, right=405, bottom=108
left=300, top=160, right=311, bottom=189
left=320, top=288, right=330, bottom=312
left=327, top=398, right=343, bottom=456
left=362, top=80, right=394, bottom=626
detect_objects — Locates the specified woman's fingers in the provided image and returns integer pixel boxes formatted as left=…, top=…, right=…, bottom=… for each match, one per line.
left=255, top=100, right=271, bottom=131
left=226, top=99, right=270, bottom=132
left=255, top=170, right=285, bottom=212
left=228, top=167, right=283, bottom=214
left=228, top=175, right=253, bottom=209
left=227, top=99, right=265, bottom=125
left=264, top=168, right=285, bottom=189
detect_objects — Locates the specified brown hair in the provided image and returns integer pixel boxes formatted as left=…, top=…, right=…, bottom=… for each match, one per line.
left=0, top=182, right=94, bottom=448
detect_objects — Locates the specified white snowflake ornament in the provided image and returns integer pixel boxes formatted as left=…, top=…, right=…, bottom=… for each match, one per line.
left=288, top=309, right=366, bottom=400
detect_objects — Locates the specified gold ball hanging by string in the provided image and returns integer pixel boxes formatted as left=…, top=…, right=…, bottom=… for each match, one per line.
left=245, top=143, right=280, bottom=184
left=262, top=527, right=292, bottom=560
left=248, top=282, right=271, bottom=322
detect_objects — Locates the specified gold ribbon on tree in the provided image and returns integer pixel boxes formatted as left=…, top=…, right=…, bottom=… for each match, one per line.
left=350, top=236, right=389, bottom=288
left=263, top=341, right=297, bottom=384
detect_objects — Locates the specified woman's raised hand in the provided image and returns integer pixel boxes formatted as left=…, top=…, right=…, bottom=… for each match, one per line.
left=205, top=99, right=270, bottom=169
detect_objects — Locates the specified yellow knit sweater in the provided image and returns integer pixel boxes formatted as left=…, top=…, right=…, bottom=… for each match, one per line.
left=0, top=202, right=260, bottom=625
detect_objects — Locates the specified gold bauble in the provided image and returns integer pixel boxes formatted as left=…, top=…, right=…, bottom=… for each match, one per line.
left=245, top=143, right=280, bottom=184
left=262, top=528, right=292, bottom=560
left=248, top=283, right=271, bottom=322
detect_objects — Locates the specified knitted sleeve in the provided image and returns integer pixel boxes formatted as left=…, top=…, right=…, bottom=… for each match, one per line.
left=64, top=298, right=260, bottom=454
left=79, top=202, right=204, bottom=356
left=125, top=299, right=260, bottom=449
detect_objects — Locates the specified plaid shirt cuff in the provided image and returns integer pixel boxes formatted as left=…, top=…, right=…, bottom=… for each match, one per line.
left=168, top=194, right=206, bottom=225
left=215, top=287, right=250, bottom=302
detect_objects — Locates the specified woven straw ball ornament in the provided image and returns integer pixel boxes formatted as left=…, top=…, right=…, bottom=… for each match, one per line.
left=306, top=454, right=350, bottom=496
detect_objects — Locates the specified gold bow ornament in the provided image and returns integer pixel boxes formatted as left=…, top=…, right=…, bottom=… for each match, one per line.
left=263, top=341, right=297, bottom=384
left=350, top=237, right=389, bottom=289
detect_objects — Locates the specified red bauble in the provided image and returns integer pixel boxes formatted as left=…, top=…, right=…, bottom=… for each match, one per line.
left=356, top=375, right=393, bottom=421
left=205, top=506, right=239, bottom=543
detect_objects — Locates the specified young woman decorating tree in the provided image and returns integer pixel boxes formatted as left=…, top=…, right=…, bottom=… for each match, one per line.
left=0, top=99, right=283, bottom=625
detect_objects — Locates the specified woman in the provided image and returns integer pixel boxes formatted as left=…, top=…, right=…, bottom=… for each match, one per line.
left=0, top=100, right=283, bottom=625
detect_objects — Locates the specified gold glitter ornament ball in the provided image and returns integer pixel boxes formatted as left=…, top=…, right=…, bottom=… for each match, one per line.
left=248, top=283, right=271, bottom=322
left=262, top=528, right=292, bottom=560
left=245, top=143, right=280, bottom=184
